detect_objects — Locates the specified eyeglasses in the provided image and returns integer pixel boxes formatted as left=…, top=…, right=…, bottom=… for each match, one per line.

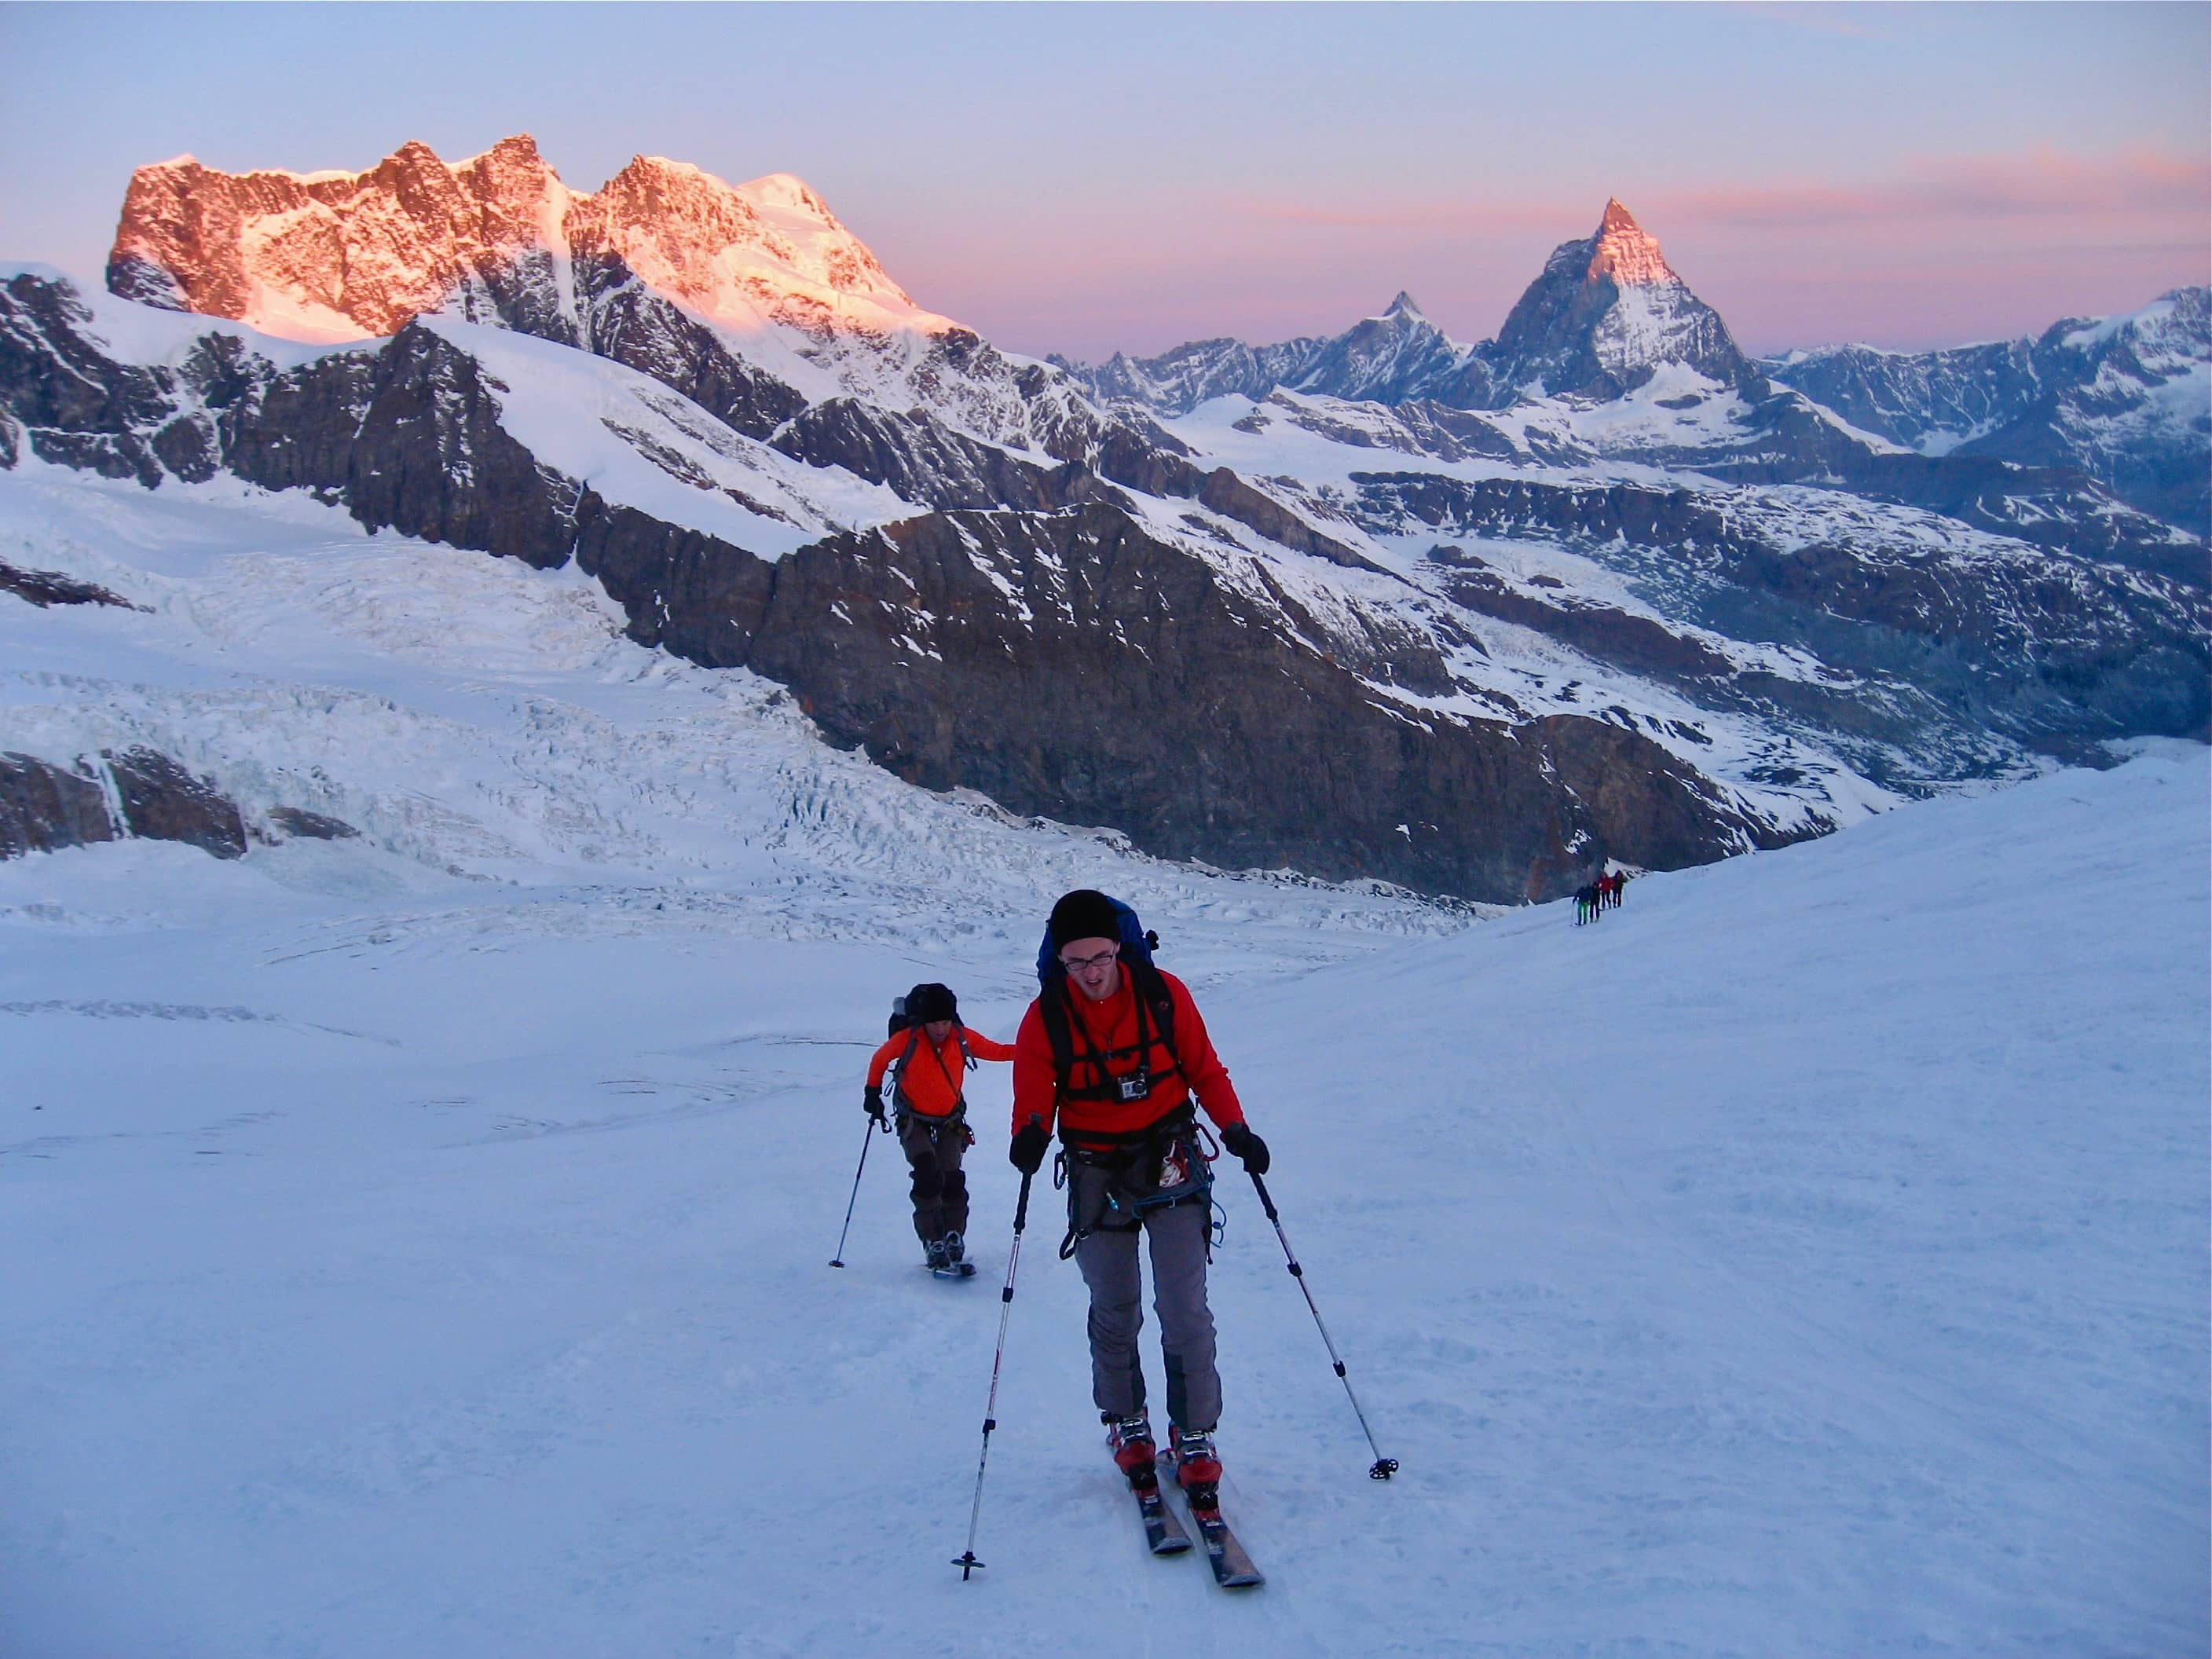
left=1059, top=948, right=1119, bottom=973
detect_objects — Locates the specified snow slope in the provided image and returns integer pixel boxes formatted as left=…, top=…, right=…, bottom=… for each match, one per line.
left=2, top=498, right=2203, bottom=1659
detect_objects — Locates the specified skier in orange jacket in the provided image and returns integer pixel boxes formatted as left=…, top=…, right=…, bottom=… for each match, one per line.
left=863, top=983, right=1014, bottom=1273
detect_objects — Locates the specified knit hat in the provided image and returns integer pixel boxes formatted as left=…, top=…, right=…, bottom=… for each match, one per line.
left=1048, top=889, right=1122, bottom=950
left=905, top=982, right=958, bottom=1024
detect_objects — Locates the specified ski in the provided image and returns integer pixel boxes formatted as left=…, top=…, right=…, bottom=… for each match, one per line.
left=1155, top=1456, right=1262, bottom=1587
left=1185, top=1505, right=1264, bottom=1588
left=925, top=1261, right=979, bottom=1280
left=1133, top=1481, right=1193, bottom=1555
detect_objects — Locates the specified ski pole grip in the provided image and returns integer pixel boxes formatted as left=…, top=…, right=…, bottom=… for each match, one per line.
left=1013, top=1170, right=1034, bottom=1235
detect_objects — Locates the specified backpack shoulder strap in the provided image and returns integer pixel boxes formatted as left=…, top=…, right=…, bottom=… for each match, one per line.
left=1127, top=958, right=1182, bottom=1073
left=889, top=1027, right=924, bottom=1102
left=1038, top=974, right=1076, bottom=1093
left=926, top=1028, right=968, bottom=1096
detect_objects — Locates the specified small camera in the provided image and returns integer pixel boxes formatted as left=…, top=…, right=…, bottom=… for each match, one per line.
left=1115, top=1071, right=1152, bottom=1103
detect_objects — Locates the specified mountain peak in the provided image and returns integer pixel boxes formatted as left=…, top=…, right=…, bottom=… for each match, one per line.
left=1588, top=198, right=1675, bottom=288
left=104, top=137, right=937, bottom=342
left=740, top=172, right=836, bottom=222
left=1383, top=291, right=1426, bottom=321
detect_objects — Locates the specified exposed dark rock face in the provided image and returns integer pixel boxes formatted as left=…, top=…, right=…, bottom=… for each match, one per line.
left=1194, top=468, right=1379, bottom=573
left=0, top=271, right=185, bottom=486
left=270, top=806, right=359, bottom=840
left=555, top=492, right=1730, bottom=896
left=1427, top=551, right=1737, bottom=680
left=768, top=398, right=1064, bottom=511
left=0, top=748, right=255, bottom=860
left=0, top=559, right=140, bottom=610
left=213, top=322, right=579, bottom=566
left=720, top=506, right=1793, bottom=897
left=0, top=753, right=116, bottom=858
left=562, top=270, right=808, bottom=441
left=102, top=747, right=248, bottom=859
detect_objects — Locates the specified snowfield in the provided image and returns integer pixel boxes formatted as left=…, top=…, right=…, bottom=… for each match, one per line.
left=0, top=457, right=2205, bottom=1657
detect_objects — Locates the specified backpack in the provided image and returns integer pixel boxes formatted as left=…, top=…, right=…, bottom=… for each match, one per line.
left=1033, top=896, right=1185, bottom=1111
left=887, top=984, right=972, bottom=1117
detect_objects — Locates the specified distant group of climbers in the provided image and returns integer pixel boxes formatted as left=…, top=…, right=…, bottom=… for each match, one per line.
left=854, top=888, right=1266, bottom=1515
left=1573, top=869, right=1628, bottom=925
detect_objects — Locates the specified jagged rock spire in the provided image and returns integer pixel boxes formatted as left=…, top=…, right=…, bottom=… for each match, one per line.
left=1587, top=200, right=1675, bottom=287
left=1479, top=198, right=1750, bottom=403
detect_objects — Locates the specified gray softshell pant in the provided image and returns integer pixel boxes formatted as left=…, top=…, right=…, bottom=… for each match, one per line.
left=1068, top=1158, right=1221, bottom=1434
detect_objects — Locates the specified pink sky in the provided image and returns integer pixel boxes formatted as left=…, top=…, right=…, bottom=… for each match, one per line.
left=901, top=145, right=2211, bottom=361
left=5, top=3, right=2207, bottom=361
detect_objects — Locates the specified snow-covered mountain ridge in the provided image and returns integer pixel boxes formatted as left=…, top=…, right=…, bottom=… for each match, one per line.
left=1763, top=287, right=2212, bottom=536
left=0, top=141, right=2203, bottom=904
left=1054, top=200, right=1751, bottom=415
left=108, top=135, right=1104, bottom=461
left=1057, top=205, right=2209, bottom=554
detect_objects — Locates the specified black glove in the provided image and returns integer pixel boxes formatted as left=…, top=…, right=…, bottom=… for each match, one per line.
left=863, top=1086, right=885, bottom=1124
left=1221, top=1122, right=1270, bottom=1175
left=1009, top=1119, right=1050, bottom=1175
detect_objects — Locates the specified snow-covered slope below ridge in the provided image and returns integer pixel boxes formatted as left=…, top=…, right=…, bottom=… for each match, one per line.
left=1, top=698, right=2200, bottom=1655
left=0, top=458, right=1464, bottom=947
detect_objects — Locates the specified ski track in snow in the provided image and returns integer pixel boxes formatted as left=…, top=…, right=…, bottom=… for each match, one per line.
left=0, top=461, right=2206, bottom=1657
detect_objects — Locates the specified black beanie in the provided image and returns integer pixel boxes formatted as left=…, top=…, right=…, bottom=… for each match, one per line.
left=906, top=982, right=958, bottom=1024
left=1049, top=889, right=1122, bottom=950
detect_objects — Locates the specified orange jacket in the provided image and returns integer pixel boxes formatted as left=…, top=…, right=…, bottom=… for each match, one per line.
left=1011, top=966, right=1244, bottom=1145
left=867, top=1024, right=1015, bottom=1119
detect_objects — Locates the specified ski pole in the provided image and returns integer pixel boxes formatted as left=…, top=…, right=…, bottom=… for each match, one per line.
left=954, top=1168, right=1034, bottom=1579
left=1248, top=1170, right=1400, bottom=1481
left=828, top=1114, right=888, bottom=1269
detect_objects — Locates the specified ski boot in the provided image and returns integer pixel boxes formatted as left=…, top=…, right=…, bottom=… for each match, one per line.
left=941, top=1231, right=965, bottom=1268
left=1105, top=1412, right=1159, bottom=1494
left=924, top=1236, right=950, bottom=1273
left=1169, top=1424, right=1223, bottom=1511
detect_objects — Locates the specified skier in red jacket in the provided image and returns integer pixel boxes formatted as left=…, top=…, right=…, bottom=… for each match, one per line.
left=1006, top=890, right=1268, bottom=1517
left=863, top=983, right=1013, bottom=1273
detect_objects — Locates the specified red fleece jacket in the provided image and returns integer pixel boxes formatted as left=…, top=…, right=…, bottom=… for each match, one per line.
left=1011, top=966, right=1244, bottom=1144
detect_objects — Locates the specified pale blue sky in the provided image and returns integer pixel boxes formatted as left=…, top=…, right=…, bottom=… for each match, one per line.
left=2, top=2, right=2205, bottom=357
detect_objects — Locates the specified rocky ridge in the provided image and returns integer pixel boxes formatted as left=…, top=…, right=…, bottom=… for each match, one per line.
left=0, top=747, right=258, bottom=860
